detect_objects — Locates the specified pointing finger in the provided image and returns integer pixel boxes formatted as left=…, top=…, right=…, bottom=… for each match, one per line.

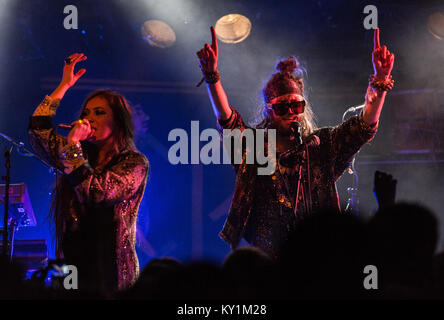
left=210, top=26, right=218, bottom=56
left=374, top=28, right=380, bottom=50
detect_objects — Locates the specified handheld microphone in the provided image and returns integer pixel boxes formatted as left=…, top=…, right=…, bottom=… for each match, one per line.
left=57, top=124, right=73, bottom=130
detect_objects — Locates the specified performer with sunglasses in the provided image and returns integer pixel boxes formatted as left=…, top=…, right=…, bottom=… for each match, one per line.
left=197, top=27, right=395, bottom=258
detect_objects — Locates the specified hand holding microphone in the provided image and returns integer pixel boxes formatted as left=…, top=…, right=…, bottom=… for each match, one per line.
left=289, top=121, right=303, bottom=145
left=65, top=119, right=94, bottom=144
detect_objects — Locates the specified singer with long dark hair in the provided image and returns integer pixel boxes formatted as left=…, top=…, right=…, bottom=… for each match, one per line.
left=196, top=27, right=394, bottom=258
left=28, top=53, right=149, bottom=293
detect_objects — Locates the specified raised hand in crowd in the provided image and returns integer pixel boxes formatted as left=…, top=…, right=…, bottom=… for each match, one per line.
left=373, top=170, right=397, bottom=209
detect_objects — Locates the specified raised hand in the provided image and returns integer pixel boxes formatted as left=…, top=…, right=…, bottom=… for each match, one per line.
left=372, top=28, right=394, bottom=79
left=196, top=26, right=218, bottom=72
left=373, top=170, right=397, bottom=209
left=61, top=53, right=87, bottom=88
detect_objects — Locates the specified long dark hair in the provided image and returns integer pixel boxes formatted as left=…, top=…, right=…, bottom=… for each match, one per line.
left=50, top=89, right=136, bottom=258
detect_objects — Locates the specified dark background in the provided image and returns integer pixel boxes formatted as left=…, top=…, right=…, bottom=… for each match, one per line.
left=0, top=0, right=443, bottom=267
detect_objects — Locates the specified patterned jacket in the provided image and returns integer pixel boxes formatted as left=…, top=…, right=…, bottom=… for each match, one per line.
left=217, top=107, right=377, bottom=254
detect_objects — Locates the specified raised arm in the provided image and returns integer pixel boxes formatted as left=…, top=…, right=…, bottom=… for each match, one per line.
left=362, top=28, right=395, bottom=126
left=50, top=53, right=87, bottom=100
left=196, top=26, right=232, bottom=121
left=28, top=53, right=87, bottom=170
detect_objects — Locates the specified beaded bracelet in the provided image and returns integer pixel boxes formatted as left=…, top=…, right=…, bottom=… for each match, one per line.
left=196, top=70, right=221, bottom=87
left=369, top=74, right=394, bottom=92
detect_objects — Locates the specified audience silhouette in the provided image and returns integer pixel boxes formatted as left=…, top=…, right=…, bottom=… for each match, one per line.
left=1, top=170, right=443, bottom=300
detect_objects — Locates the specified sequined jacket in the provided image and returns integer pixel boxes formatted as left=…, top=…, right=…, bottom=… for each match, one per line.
left=28, top=96, right=149, bottom=291
left=217, top=107, right=377, bottom=253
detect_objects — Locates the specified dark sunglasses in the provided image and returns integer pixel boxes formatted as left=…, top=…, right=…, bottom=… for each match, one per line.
left=272, top=100, right=306, bottom=116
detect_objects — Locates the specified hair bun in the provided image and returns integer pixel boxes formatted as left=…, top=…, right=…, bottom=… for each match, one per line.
left=276, top=56, right=300, bottom=74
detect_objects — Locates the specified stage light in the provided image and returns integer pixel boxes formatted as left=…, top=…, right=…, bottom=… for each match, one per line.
left=141, top=20, right=176, bottom=48
left=214, top=14, right=251, bottom=44
left=427, top=12, right=444, bottom=40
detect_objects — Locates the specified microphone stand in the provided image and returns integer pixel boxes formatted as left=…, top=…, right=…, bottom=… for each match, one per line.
left=2, top=146, right=12, bottom=259
left=289, top=123, right=311, bottom=217
left=0, top=132, right=59, bottom=261
left=304, top=143, right=312, bottom=216
left=0, top=132, right=59, bottom=174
